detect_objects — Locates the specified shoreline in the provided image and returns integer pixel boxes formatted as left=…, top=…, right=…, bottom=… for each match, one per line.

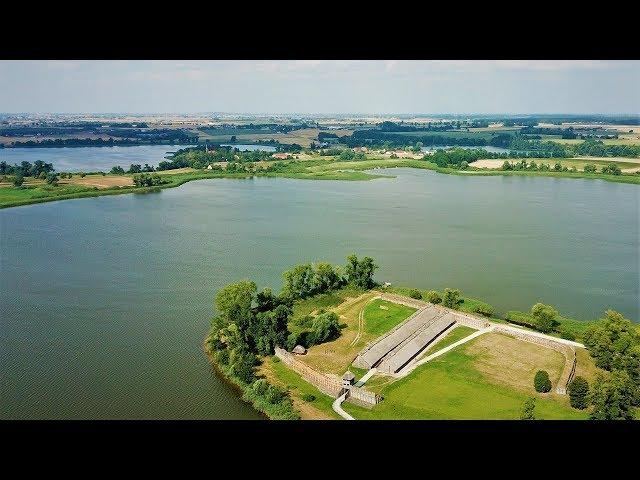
left=202, top=335, right=272, bottom=420
left=2, top=161, right=638, bottom=210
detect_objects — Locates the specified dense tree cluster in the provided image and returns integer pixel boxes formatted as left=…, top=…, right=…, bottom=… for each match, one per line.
left=132, top=173, right=167, bottom=187
left=0, top=160, right=54, bottom=177
left=209, top=254, right=378, bottom=381
left=583, top=310, right=640, bottom=417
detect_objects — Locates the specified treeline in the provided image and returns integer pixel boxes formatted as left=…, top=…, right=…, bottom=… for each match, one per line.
left=501, top=159, right=623, bottom=176
left=347, top=130, right=492, bottom=148
left=0, top=160, right=55, bottom=176
left=521, top=126, right=618, bottom=139
left=206, top=255, right=377, bottom=419
left=9, top=135, right=197, bottom=148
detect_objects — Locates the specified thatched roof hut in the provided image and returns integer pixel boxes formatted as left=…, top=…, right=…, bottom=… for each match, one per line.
left=292, top=345, right=306, bottom=355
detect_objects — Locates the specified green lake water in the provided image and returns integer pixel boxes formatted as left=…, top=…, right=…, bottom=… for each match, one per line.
left=1, top=168, right=638, bottom=419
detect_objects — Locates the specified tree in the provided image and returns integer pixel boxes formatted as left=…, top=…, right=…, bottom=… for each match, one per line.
left=567, top=376, right=589, bottom=410
left=590, top=371, right=636, bottom=420
left=46, top=173, right=58, bottom=185
left=110, top=165, right=125, bottom=175
left=520, top=397, right=536, bottom=420
left=12, top=173, right=24, bottom=187
left=534, top=370, right=552, bottom=393
left=344, top=254, right=378, bottom=289
left=442, top=288, right=460, bottom=309
left=426, top=290, right=442, bottom=304
left=215, top=280, right=257, bottom=321
left=313, top=262, right=343, bottom=293
left=310, top=312, right=340, bottom=345
left=128, top=164, right=142, bottom=174
left=583, top=164, right=597, bottom=173
left=282, top=263, right=315, bottom=299
left=531, top=303, right=559, bottom=333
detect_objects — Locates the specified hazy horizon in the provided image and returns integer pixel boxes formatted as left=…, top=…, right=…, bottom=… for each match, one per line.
left=1, top=60, right=638, bottom=115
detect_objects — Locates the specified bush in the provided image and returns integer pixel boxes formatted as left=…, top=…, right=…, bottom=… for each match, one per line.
left=426, top=290, right=442, bottom=304
left=601, top=163, right=621, bottom=175
left=442, top=288, right=461, bottom=309
left=302, top=393, right=316, bottom=402
left=473, top=304, right=495, bottom=317
left=534, top=370, right=552, bottom=393
left=583, top=164, right=597, bottom=173
left=13, top=174, right=24, bottom=187
left=519, top=397, right=536, bottom=420
left=567, top=376, right=589, bottom=410
left=408, top=289, right=422, bottom=300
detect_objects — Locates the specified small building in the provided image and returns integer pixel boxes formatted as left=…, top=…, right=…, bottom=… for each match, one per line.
left=271, top=152, right=290, bottom=160
left=342, top=371, right=356, bottom=389
left=206, top=164, right=213, bottom=170
left=292, top=345, right=306, bottom=355
left=382, top=282, right=392, bottom=288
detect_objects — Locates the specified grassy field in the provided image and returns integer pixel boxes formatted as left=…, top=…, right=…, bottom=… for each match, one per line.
left=296, top=291, right=381, bottom=374
left=293, top=290, right=417, bottom=375
left=362, top=299, right=416, bottom=336
left=343, top=333, right=589, bottom=420
left=259, top=356, right=340, bottom=420
left=420, top=325, right=477, bottom=358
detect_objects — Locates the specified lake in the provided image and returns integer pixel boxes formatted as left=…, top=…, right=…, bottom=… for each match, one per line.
left=0, top=144, right=195, bottom=172
left=1, top=168, right=637, bottom=419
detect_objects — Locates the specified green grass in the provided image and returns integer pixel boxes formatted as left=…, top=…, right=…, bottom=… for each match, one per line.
left=506, top=310, right=597, bottom=341
left=268, top=357, right=340, bottom=419
left=363, top=299, right=417, bottom=336
left=290, top=286, right=366, bottom=324
left=421, top=325, right=477, bottom=357
left=342, top=343, right=588, bottom=420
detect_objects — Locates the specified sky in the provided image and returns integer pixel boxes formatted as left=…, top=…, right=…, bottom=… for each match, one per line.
left=1, top=60, right=638, bottom=115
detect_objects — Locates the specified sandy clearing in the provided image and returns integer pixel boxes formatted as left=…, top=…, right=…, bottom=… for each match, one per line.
left=469, top=160, right=503, bottom=169
left=63, top=175, right=133, bottom=188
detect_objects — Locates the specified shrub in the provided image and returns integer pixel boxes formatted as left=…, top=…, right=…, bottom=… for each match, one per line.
left=408, top=289, right=422, bottom=300
left=426, top=290, right=442, bottom=304
left=601, top=163, right=621, bottom=175
left=302, top=393, right=316, bottom=402
left=13, top=174, right=24, bottom=187
left=531, top=303, right=559, bottom=333
left=473, top=304, right=495, bottom=317
left=534, top=370, right=552, bottom=393
left=46, top=173, right=58, bottom=185
left=442, top=288, right=461, bottom=309
left=567, top=376, right=589, bottom=410
left=38, top=172, right=47, bottom=180
left=519, top=397, right=536, bottom=420
left=310, top=312, right=340, bottom=345
left=583, top=164, right=597, bottom=173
